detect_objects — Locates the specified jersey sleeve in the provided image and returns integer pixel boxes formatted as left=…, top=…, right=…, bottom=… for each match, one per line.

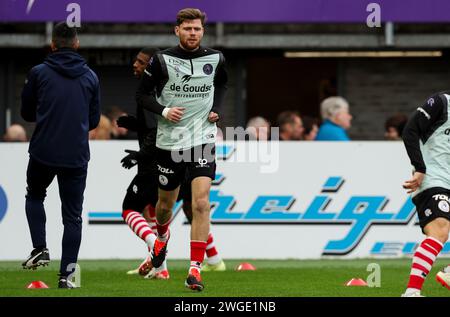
left=402, top=94, right=446, bottom=173
left=211, top=53, right=228, bottom=116
left=135, top=55, right=166, bottom=116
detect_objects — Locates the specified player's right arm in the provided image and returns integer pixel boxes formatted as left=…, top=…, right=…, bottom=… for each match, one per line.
left=21, top=67, right=38, bottom=122
left=402, top=94, right=446, bottom=192
left=136, top=55, right=184, bottom=123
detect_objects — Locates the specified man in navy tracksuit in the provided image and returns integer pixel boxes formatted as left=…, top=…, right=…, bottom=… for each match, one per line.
left=20, top=22, right=100, bottom=288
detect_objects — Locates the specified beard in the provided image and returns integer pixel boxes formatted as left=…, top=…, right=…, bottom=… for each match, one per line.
left=181, top=37, right=200, bottom=51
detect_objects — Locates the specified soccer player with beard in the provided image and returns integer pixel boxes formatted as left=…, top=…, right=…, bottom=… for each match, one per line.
left=119, top=46, right=225, bottom=281
left=136, top=8, right=228, bottom=291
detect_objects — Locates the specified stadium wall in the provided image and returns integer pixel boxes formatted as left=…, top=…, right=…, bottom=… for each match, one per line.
left=1, top=141, right=449, bottom=261
left=343, top=59, right=450, bottom=140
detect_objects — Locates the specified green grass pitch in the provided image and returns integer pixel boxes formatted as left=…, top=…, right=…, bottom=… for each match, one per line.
left=0, top=259, right=449, bottom=297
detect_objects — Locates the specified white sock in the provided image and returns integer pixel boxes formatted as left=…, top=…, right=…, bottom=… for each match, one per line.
left=207, top=254, right=221, bottom=265
left=405, top=287, right=420, bottom=294
left=190, top=261, right=202, bottom=272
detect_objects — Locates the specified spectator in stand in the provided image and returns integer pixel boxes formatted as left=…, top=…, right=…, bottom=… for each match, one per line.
left=384, top=113, right=408, bottom=140
left=3, top=124, right=28, bottom=142
left=316, top=96, right=352, bottom=141
left=301, top=116, right=319, bottom=141
left=246, top=116, right=270, bottom=140
left=277, top=111, right=303, bottom=141
left=89, top=114, right=113, bottom=140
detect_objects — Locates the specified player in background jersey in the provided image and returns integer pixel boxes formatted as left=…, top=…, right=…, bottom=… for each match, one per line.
left=119, top=47, right=225, bottom=280
left=401, top=93, right=450, bottom=296
left=136, top=8, right=227, bottom=291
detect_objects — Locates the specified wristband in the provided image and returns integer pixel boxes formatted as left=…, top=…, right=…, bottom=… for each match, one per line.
left=162, top=108, right=170, bottom=119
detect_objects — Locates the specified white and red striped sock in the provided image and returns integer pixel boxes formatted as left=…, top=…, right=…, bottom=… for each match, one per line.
left=406, top=236, right=443, bottom=293
left=205, top=233, right=221, bottom=265
left=122, top=209, right=156, bottom=249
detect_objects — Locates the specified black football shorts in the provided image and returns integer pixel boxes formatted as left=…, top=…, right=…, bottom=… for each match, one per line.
left=156, top=143, right=216, bottom=191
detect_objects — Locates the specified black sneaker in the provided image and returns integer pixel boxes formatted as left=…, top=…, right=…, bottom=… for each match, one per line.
left=22, top=248, right=50, bottom=270
left=185, top=268, right=204, bottom=291
left=151, top=231, right=170, bottom=268
left=58, top=276, right=76, bottom=289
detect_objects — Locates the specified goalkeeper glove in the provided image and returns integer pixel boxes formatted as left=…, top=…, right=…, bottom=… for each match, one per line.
left=117, top=115, right=138, bottom=131
left=121, top=149, right=139, bottom=169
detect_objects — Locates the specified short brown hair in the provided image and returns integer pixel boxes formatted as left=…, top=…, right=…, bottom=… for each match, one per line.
left=385, top=113, right=408, bottom=136
left=176, top=8, right=206, bottom=26
left=277, top=111, right=301, bottom=132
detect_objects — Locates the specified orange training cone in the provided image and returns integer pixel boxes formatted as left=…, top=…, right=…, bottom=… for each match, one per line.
left=236, top=262, right=256, bottom=271
left=27, top=281, right=49, bottom=289
left=345, top=278, right=368, bottom=286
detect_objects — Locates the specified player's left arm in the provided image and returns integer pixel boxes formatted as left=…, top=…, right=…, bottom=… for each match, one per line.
left=209, top=53, right=228, bottom=122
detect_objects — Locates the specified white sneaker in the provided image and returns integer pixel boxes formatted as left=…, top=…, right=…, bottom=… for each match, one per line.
left=202, top=260, right=226, bottom=272
left=126, top=267, right=139, bottom=275
left=126, top=256, right=151, bottom=275
left=436, top=266, right=450, bottom=290
left=401, top=291, right=424, bottom=297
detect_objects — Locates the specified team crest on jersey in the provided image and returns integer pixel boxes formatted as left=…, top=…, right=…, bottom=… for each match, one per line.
left=203, top=64, right=213, bottom=75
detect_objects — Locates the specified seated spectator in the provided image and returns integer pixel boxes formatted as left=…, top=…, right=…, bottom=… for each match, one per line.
left=107, top=106, right=135, bottom=140
left=89, top=114, right=112, bottom=140
left=384, top=113, right=408, bottom=140
left=301, top=116, right=319, bottom=141
left=246, top=116, right=270, bottom=140
left=277, top=111, right=303, bottom=141
left=316, top=97, right=352, bottom=141
left=3, top=124, right=27, bottom=142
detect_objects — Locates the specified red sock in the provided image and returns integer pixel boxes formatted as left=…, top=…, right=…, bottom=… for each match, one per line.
left=156, top=219, right=171, bottom=239
left=190, top=241, right=207, bottom=270
left=146, top=204, right=157, bottom=235
left=407, top=237, right=443, bottom=291
left=206, top=233, right=219, bottom=258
